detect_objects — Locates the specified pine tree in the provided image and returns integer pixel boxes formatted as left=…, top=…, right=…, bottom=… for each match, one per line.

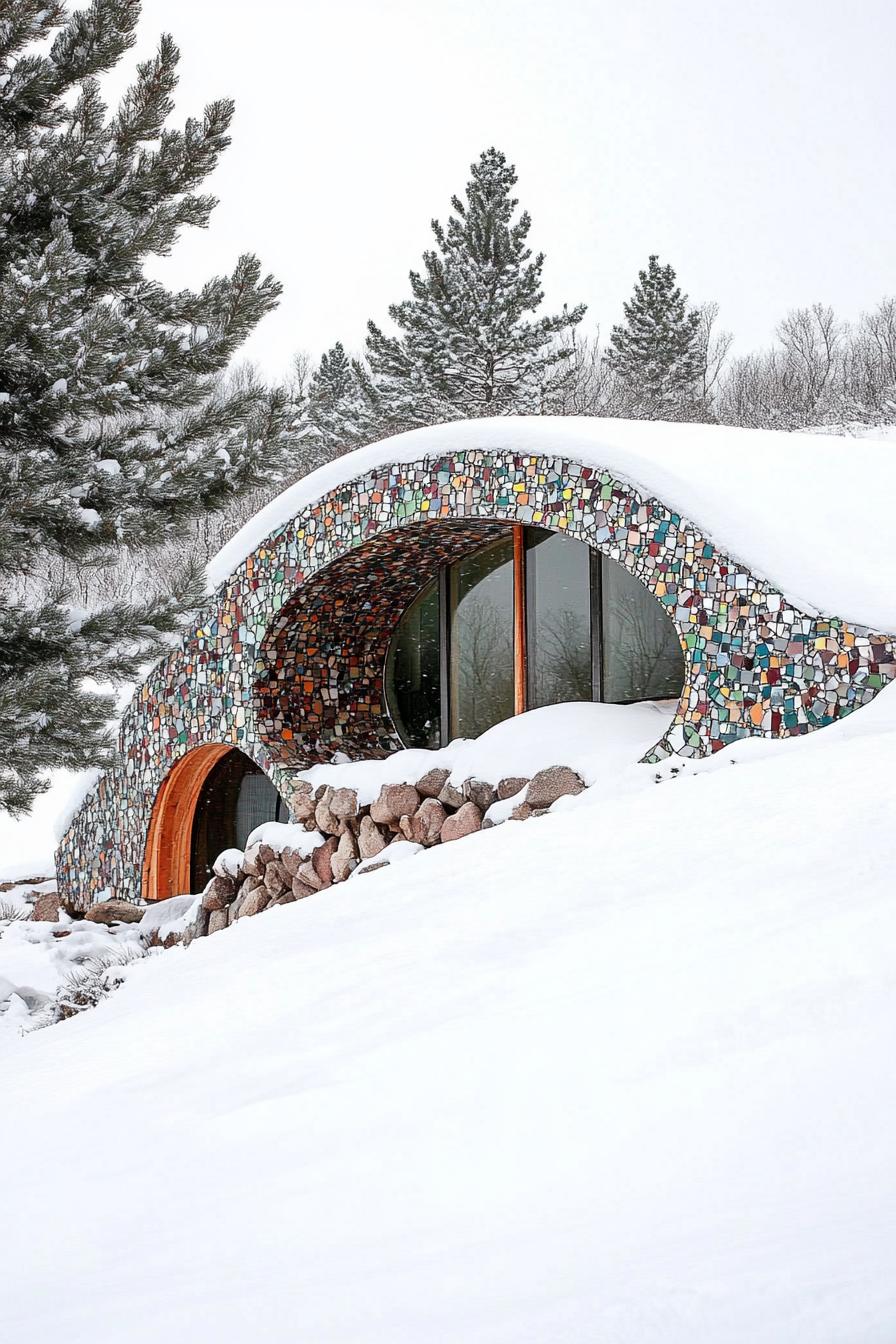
left=364, top=147, right=586, bottom=431
left=0, top=0, right=291, bottom=814
left=307, top=341, right=368, bottom=455
left=608, top=255, right=703, bottom=418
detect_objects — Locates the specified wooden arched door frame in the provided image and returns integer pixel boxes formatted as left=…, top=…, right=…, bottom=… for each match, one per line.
left=141, top=743, right=234, bottom=903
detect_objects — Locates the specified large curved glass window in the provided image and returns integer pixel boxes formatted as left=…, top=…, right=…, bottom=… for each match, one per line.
left=385, top=525, right=684, bottom=747
left=602, top=561, right=684, bottom=703
left=191, top=751, right=288, bottom=891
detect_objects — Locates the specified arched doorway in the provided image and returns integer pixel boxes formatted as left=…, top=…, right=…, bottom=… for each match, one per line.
left=142, top=745, right=288, bottom=902
left=190, top=750, right=288, bottom=892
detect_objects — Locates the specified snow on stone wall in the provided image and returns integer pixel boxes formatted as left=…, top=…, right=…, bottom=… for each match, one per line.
left=56, top=440, right=896, bottom=910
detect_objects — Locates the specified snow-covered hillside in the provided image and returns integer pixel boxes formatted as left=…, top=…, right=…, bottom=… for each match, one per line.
left=2, top=689, right=895, bottom=1342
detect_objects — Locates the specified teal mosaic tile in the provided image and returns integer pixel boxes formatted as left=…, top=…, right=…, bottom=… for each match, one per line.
left=56, top=447, right=896, bottom=909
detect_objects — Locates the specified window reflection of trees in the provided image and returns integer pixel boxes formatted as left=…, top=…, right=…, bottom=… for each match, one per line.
left=386, top=582, right=441, bottom=748
left=532, top=608, right=592, bottom=704
left=386, top=528, right=685, bottom=748
left=603, top=584, right=684, bottom=703
left=453, top=595, right=513, bottom=738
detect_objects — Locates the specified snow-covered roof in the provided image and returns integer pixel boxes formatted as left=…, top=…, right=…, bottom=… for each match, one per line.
left=207, top=417, right=896, bottom=632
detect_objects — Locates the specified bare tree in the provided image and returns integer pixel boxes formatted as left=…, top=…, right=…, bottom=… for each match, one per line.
left=696, top=302, right=733, bottom=415
left=776, top=303, right=844, bottom=422
left=531, top=608, right=592, bottom=702
left=716, top=296, right=896, bottom=432
left=453, top=596, right=513, bottom=736
left=718, top=349, right=785, bottom=428
left=550, top=327, right=631, bottom=417
left=843, top=298, right=896, bottom=422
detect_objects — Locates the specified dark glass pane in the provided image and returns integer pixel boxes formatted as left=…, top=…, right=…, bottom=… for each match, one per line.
left=190, top=751, right=286, bottom=891
left=526, top=528, right=592, bottom=707
left=385, top=580, right=442, bottom=748
left=449, top=536, right=514, bottom=739
left=601, top=558, right=685, bottom=703
left=235, top=771, right=287, bottom=850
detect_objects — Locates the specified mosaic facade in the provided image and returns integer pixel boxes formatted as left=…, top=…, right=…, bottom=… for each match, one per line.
left=56, top=447, right=896, bottom=909
left=256, top=519, right=505, bottom=763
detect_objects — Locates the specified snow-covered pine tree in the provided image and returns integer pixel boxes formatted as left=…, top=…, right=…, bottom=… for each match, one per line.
left=363, top=148, right=586, bottom=432
left=0, top=0, right=291, bottom=814
left=608, top=255, right=703, bottom=419
left=307, top=341, right=369, bottom=455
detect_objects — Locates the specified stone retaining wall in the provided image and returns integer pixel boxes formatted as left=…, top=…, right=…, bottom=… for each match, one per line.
left=183, top=764, right=584, bottom=943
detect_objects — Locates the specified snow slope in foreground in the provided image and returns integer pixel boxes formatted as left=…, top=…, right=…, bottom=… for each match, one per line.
left=3, top=693, right=896, bottom=1343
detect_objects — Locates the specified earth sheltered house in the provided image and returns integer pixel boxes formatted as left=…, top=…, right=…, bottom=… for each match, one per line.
left=56, top=418, right=896, bottom=913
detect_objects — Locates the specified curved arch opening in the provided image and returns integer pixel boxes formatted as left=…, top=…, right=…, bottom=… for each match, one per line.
left=252, top=518, right=510, bottom=766
left=252, top=511, right=685, bottom=764
left=386, top=525, right=686, bottom=748
left=142, top=745, right=287, bottom=902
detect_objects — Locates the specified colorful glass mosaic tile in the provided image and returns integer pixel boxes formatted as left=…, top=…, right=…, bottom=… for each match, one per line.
left=56, top=448, right=896, bottom=909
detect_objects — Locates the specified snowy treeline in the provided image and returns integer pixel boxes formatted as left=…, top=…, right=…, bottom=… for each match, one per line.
left=556, top=298, right=896, bottom=431
left=297, top=149, right=896, bottom=450
left=304, top=149, right=896, bottom=442
left=715, top=300, right=896, bottom=430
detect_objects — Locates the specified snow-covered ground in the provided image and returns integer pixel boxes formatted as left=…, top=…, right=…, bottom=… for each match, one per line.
left=804, top=421, right=896, bottom=443
left=0, top=911, right=145, bottom=1037
left=0, top=702, right=674, bottom=1039
left=2, top=688, right=895, bottom=1342
left=296, top=697, right=675, bottom=803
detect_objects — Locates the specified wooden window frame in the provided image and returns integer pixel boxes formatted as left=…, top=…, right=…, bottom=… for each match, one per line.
left=513, top=524, right=527, bottom=717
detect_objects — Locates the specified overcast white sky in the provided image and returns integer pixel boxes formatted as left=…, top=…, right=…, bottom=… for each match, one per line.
left=120, top=0, right=894, bottom=380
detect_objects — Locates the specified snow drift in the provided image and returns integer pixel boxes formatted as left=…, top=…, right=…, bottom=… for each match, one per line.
left=293, top=698, right=675, bottom=805
left=2, top=687, right=895, bottom=1342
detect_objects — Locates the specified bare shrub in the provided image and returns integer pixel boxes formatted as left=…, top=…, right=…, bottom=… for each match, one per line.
left=29, top=945, right=150, bottom=1030
left=0, top=900, right=29, bottom=924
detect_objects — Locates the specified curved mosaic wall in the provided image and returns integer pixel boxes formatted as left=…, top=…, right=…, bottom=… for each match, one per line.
left=255, top=519, right=506, bottom=764
left=56, top=446, right=896, bottom=909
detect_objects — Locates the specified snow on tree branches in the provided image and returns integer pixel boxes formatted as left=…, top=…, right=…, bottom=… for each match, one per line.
left=307, top=341, right=368, bottom=456
left=608, top=255, right=703, bottom=419
left=359, top=147, right=586, bottom=436
left=0, top=0, right=292, bottom=813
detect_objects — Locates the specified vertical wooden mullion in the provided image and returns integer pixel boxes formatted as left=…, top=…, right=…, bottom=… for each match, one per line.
left=513, top=524, right=527, bottom=715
